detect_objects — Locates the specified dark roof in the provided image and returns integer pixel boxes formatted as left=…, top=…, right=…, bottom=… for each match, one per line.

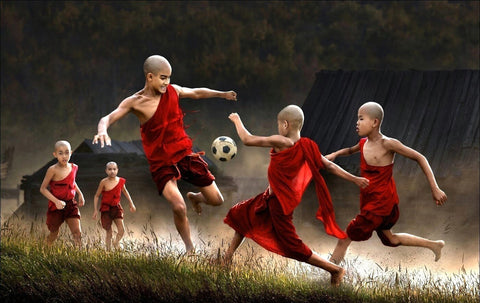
left=21, top=139, right=219, bottom=185
left=301, top=70, right=479, bottom=177
left=75, top=140, right=145, bottom=155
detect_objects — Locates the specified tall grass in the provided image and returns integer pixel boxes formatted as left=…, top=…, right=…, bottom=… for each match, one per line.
left=1, top=221, right=478, bottom=303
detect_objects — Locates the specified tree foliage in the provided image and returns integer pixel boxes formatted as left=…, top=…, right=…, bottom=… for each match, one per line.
left=1, top=1, right=478, bottom=161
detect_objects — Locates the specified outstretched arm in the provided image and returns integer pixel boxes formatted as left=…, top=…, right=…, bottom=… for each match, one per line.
left=386, top=138, right=447, bottom=205
left=174, top=84, right=237, bottom=101
left=93, top=97, right=134, bottom=147
left=321, top=156, right=369, bottom=189
left=228, top=113, right=293, bottom=149
left=325, top=144, right=360, bottom=161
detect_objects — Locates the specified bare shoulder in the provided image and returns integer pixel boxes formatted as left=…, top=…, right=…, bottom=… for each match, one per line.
left=271, top=135, right=295, bottom=150
left=382, top=136, right=405, bottom=151
left=46, top=164, right=57, bottom=175
left=121, top=93, right=144, bottom=107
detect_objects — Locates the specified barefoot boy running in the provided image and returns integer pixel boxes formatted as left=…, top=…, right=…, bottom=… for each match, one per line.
left=40, top=140, right=85, bottom=247
left=223, top=105, right=369, bottom=286
left=326, top=101, right=447, bottom=264
left=93, top=161, right=136, bottom=250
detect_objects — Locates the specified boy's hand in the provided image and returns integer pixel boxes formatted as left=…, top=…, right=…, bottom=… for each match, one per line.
left=228, top=113, right=241, bottom=123
left=55, top=200, right=66, bottom=210
left=78, top=196, right=85, bottom=207
left=432, top=187, right=447, bottom=206
left=130, top=204, right=136, bottom=213
left=355, top=177, right=369, bottom=189
left=325, top=153, right=336, bottom=161
left=224, top=91, right=237, bottom=101
left=92, top=210, right=98, bottom=220
left=93, top=132, right=111, bottom=148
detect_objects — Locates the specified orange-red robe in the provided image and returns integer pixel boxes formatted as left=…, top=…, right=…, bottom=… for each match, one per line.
left=224, top=138, right=346, bottom=262
left=140, top=84, right=193, bottom=173
left=100, top=177, right=125, bottom=211
left=47, top=163, right=78, bottom=211
left=359, top=138, right=399, bottom=216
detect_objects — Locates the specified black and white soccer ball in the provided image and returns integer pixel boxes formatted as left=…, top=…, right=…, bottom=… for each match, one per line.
left=211, top=136, right=237, bottom=162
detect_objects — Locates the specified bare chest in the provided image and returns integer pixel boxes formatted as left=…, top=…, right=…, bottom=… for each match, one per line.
left=363, top=143, right=394, bottom=166
left=132, top=97, right=161, bottom=125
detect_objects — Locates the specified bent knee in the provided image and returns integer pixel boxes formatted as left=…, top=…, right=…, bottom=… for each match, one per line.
left=209, top=194, right=224, bottom=206
left=378, top=232, right=400, bottom=247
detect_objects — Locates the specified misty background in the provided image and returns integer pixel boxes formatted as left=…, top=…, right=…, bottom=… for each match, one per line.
left=1, top=1, right=479, bottom=273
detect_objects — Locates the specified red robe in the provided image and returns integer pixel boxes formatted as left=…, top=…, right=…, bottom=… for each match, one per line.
left=48, top=163, right=78, bottom=211
left=359, top=138, right=399, bottom=215
left=100, top=177, right=126, bottom=212
left=224, top=138, right=346, bottom=262
left=140, top=84, right=193, bottom=172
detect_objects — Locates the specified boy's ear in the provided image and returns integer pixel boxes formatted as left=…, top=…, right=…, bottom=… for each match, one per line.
left=146, top=72, right=154, bottom=81
left=373, top=118, right=379, bottom=128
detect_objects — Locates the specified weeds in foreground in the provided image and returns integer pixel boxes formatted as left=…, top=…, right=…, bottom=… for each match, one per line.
left=1, top=220, right=478, bottom=303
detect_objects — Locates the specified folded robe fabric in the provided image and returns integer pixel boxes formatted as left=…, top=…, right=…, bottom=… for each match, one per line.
left=224, top=137, right=347, bottom=261
left=140, top=84, right=193, bottom=172
left=268, top=137, right=347, bottom=239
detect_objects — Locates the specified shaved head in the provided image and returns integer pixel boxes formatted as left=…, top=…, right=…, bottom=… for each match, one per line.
left=54, top=140, right=71, bottom=151
left=106, top=161, right=118, bottom=169
left=359, top=101, right=384, bottom=124
left=143, top=55, right=171, bottom=76
left=278, top=105, right=304, bottom=131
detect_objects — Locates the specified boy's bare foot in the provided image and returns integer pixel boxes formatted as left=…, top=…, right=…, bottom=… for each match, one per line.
left=330, top=268, right=345, bottom=287
left=433, top=240, right=445, bottom=261
left=187, top=192, right=203, bottom=215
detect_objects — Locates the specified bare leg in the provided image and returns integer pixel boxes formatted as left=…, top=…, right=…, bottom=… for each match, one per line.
left=380, top=230, right=445, bottom=261
left=112, top=218, right=125, bottom=249
left=329, top=237, right=352, bottom=265
left=307, top=252, right=345, bottom=287
left=105, top=228, right=113, bottom=251
left=47, top=229, right=60, bottom=246
left=223, top=231, right=244, bottom=265
left=187, top=181, right=224, bottom=215
left=65, top=218, right=82, bottom=248
left=163, top=179, right=195, bottom=253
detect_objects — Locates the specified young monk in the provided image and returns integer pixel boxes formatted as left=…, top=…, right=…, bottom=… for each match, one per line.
left=326, top=101, right=447, bottom=265
left=40, top=140, right=85, bottom=246
left=93, top=55, right=237, bottom=253
left=92, top=161, right=136, bottom=250
left=223, top=105, right=369, bottom=286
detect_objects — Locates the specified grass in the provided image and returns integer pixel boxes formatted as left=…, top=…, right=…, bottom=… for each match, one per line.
left=1, top=221, right=478, bottom=303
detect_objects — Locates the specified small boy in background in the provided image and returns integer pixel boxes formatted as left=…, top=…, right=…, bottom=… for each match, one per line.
left=40, top=140, right=85, bottom=247
left=93, top=161, right=136, bottom=250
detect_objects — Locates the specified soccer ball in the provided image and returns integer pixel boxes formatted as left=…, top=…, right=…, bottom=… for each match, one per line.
left=211, top=136, right=237, bottom=162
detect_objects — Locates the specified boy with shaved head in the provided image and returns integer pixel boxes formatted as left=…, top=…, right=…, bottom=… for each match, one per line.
left=40, top=140, right=85, bottom=246
left=223, top=105, right=369, bottom=286
left=326, top=101, right=447, bottom=264
left=93, top=55, right=237, bottom=253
